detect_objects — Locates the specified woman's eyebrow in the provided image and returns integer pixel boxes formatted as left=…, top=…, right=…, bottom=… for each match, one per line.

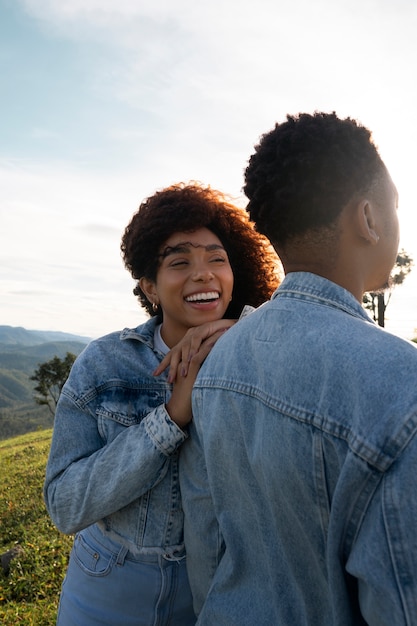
left=160, top=242, right=226, bottom=258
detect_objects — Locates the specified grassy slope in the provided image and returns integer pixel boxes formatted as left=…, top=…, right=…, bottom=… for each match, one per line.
left=0, top=336, right=88, bottom=441
left=0, top=430, right=72, bottom=625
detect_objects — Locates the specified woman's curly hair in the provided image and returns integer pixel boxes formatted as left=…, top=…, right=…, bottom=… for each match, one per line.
left=121, top=182, right=279, bottom=318
left=244, top=111, right=385, bottom=248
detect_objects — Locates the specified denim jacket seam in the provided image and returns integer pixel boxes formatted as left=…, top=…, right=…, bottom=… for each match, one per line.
left=342, top=468, right=384, bottom=560
left=60, top=386, right=98, bottom=417
left=194, top=378, right=415, bottom=472
left=381, top=472, right=414, bottom=622
left=62, top=378, right=169, bottom=411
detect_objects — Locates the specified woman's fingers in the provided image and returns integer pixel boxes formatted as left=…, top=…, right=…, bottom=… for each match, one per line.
left=153, top=320, right=236, bottom=378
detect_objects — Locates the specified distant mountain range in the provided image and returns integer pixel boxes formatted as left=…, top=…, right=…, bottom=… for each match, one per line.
left=0, top=326, right=91, bottom=440
left=0, top=325, right=91, bottom=347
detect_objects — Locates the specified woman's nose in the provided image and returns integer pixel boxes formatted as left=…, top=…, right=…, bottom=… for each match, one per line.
left=192, top=266, right=214, bottom=281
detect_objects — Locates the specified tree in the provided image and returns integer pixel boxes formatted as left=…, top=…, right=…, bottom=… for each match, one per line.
left=363, top=249, right=413, bottom=327
left=30, top=352, right=76, bottom=416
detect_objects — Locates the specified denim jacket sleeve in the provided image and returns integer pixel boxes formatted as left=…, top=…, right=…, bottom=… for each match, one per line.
left=346, top=433, right=417, bottom=625
left=44, top=348, right=187, bottom=535
left=180, top=403, right=224, bottom=614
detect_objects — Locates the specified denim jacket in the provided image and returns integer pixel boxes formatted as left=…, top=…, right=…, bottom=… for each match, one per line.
left=180, top=272, right=417, bottom=625
left=44, top=317, right=188, bottom=556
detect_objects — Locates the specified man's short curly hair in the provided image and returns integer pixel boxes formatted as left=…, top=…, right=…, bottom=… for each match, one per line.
left=244, top=111, right=385, bottom=248
left=121, top=182, right=279, bottom=318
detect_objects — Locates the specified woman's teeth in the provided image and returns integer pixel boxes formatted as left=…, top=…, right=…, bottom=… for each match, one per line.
left=185, top=291, right=219, bottom=302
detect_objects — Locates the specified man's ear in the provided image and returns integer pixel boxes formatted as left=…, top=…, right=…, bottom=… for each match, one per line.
left=139, top=277, right=158, bottom=303
left=355, top=199, right=380, bottom=245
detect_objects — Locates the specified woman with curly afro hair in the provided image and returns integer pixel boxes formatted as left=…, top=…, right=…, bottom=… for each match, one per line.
left=44, top=181, right=279, bottom=626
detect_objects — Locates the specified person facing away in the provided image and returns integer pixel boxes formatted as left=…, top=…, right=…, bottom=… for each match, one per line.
left=43, top=182, right=279, bottom=626
left=180, top=113, right=417, bottom=625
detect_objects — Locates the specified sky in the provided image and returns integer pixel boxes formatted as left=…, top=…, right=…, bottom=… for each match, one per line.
left=1, top=0, right=416, bottom=340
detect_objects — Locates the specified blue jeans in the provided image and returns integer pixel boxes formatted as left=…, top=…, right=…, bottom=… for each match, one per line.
left=57, top=525, right=196, bottom=625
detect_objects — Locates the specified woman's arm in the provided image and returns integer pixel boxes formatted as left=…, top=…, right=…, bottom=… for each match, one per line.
left=43, top=389, right=186, bottom=534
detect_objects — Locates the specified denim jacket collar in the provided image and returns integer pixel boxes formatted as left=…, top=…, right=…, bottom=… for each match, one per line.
left=274, top=272, right=374, bottom=324
left=120, top=316, right=159, bottom=351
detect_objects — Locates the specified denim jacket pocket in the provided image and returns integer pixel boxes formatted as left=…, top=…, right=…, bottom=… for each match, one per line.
left=96, top=387, right=165, bottom=442
left=73, top=531, right=114, bottom=577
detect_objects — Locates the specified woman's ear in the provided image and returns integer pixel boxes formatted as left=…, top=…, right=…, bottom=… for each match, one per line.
left=139, top=277, right=158, bottom=305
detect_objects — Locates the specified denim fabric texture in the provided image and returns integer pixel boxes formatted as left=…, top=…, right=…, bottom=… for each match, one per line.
left=56, top=524, right=195, bottom=626
left=180, top=272, right=417, bottom=626
left=44, top=317, right=196, bottom=624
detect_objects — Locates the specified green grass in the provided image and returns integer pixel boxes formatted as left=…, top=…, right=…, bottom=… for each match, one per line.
left=0, top=430, right=73, bottom=625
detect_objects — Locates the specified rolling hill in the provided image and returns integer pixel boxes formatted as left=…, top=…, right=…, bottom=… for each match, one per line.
left=0, top=326, right=90, bottom=440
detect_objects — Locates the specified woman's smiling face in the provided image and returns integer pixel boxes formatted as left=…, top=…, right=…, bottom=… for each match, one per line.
left=141, top=228, right=234, bottom=348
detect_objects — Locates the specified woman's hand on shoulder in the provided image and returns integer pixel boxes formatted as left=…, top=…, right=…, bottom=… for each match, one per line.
left=165, top=329, right=231, bottom=428
left=153, top=319, right=236, bottom=383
